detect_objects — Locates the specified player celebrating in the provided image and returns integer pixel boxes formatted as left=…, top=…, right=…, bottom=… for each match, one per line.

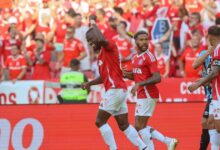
left=82, top=20, right=147, bottom=150
left=188, top=25, right=220, bottom=150
left=123, top=30, right=178, bottom=150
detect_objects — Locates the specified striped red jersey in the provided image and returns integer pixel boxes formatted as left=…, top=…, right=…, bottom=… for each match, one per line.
left=98, top=40, right=127, bottom=91
left=132, top=50, right=159, bottom=99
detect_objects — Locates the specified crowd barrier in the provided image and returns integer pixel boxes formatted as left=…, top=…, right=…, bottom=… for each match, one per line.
left=0, top=78, right=205, bottom=105
left=0, top=103, right=205, bottom=150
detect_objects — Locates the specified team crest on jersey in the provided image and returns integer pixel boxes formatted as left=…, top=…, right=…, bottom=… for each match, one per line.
left=122, top=42, right=128, bottom=47
left=98, top=60, right=103, bottom=66
left=16, top=62, right=20, bottom=66
left=138, top=59, right=143, bottom=65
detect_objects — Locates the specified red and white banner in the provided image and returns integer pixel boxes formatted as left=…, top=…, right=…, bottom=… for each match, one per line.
left=0, top=81, right=44, bottom=104
left=0, top=103, right=206, bottom=149
left=87, top=78, right=206, bottom=103
left=0, top=78, right=206, bottom=104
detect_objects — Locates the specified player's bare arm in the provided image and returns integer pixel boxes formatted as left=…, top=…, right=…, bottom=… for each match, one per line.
left=122, top=69, right=134, bottom=80
left=192, top=46, right=214, bottom=69
left=188, top=65, right=220, bottom=92
left=131, top=72, right=161, bottom=96
left=138, top=72, right=161, bottom=86
left=81, top=77, right=102, bottom=91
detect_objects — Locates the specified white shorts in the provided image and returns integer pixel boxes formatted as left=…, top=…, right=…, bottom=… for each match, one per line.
left=135, top=98, right=157, bottom=116
left=209, top=100, right=220, bottom=120
left=99, top=89, right=128, bottom=116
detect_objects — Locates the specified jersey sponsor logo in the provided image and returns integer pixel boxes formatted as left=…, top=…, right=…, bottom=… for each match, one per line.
left=133, top=68, right=142, bottom=74
left=213, top=60, right=220, bottom=66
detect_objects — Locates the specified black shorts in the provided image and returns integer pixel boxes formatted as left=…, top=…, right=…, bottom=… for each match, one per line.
left=203, top=98, right=212, bottom=118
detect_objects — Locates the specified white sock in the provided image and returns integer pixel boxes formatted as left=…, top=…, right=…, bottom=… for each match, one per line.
left=139, top=127, right=155, bottom=150
left=148, top=126, right=172, bottom=145
left=209, top=129, right=220, bottom=150
left=123, top=125, right=146, bottom=150
left=99, top=124, right=117, bottom=150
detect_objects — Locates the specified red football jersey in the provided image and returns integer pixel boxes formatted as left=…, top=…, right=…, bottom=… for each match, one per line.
left=31, top=50, right=51, bottom=80
left=2, top=37, right=22, bottom=62
left=63, top=38, right=85, bottom=67
left=212, top=44, right=220, bottom=101
left=132, top=51, right=159, bottom=99
left=4, top=55, right=27, bottom=80
left=55, top=20, right=67, bottom=43
left=98, top=40, right=127, bottom=91
left=156, top=54, right=169, bottom=75
left=112, top=35, right=133, bottom=71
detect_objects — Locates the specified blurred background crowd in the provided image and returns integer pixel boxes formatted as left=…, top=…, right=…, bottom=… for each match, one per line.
left=1, top=0, right=220, bottom=82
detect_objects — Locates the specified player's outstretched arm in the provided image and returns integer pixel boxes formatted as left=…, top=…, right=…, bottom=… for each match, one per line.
left=192, top=47, right=213, bottom=69
left=122, top=69, right=134, bottom=80
left=188, top=65, right=220, bottom=92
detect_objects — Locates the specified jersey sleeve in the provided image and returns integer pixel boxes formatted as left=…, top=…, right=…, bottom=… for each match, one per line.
left=213, top=47, right=220, bottom=66
left=104, top=40, right=117, bottom=52
left=146, top=53, right=159, bottom=73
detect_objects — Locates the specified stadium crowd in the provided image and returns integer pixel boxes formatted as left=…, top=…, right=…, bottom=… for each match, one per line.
left=0, top=0, right=220, bottom=82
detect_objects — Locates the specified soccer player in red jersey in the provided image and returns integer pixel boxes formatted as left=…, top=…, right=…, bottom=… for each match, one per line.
left=82, top=20, right=147, bottom=150
left=189, top=25, right=220, bottom=149
left=123, top=30, right=178, bottom=150
left=2, top=44, right=26, bottom=83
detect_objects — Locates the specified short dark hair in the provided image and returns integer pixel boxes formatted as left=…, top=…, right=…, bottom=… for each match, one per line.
left=216, top=18, right=220, bottom=25
left=73, top=13, right=81, bottom=18
left=192, top=29, right=202, bottom=35
left=208, top=25, right=220, bottom=36
left=10, top=44, right=20, bottom=49
left=113, top=7, right=123, bottom=16
left=67, top=8, right=76, bottom=18
left=134, top=30, right=148, bottom=40
left=97, top=8, right=105, bottom=16
left=70, top=59, right=80, bottom=67
left=191, top=12, right=201, bottom=22
left=120, top=21, right=127, bottom=29
left=85, top=28, right=94, bottom=40
left=67, top=25, right=75, bottom=31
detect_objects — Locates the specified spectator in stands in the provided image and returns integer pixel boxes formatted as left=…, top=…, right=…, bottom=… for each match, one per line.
left=73, top=13, right=91, bottom=71
left=188, top=12, right=204, bottom=39
left=155, top=43, right=170, bottom=78
left=57, top=26, right=87, bottom=73
left=178, top=29, right=204, bottom=78
left=1, top=26, right=22, bottom=63
left=2, top=44, right=26, bottom=83
left=58, top=59, right=88, bottom=104
left=112, top=21, right=134, bottom=71
left=96, top=8, right=108, bottom=33
left=30, top=33, right=51, bottom=80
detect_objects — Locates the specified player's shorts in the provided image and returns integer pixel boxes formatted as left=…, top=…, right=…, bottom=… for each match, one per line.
left=203, top=98, right=212, bottom=118
left=135, top=98, right=157, bottom=116
left=99, top=88, right=128, bottom=116
left=209, top=100, right=220, bottom=120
